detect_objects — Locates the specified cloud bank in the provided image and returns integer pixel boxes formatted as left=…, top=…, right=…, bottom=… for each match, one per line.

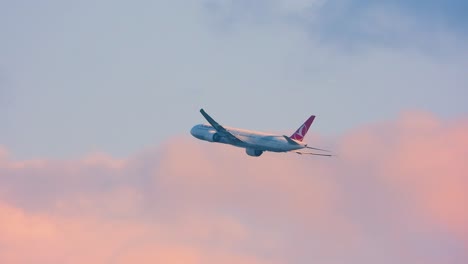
left=1, top=111, right=467, bottom=263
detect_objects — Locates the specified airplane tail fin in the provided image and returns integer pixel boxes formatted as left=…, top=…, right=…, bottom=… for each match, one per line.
left=290, top=115, right=315, bottom=142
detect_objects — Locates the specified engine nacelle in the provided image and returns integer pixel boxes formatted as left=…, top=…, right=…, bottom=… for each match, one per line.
left=246, top=148, right=263, bottom=157
left=202, top=131, right=220, bottom=142
left=191, top=125, right=222, bottom=142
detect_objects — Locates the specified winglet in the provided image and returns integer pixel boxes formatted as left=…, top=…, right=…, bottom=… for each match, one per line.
left=290, top=115, right=315, bottom=142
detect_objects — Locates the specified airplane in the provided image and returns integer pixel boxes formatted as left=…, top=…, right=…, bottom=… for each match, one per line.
left=190, top=109, right=332, bottom=157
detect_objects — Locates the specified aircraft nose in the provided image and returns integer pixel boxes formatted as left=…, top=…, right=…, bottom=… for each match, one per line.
left=190, top=126, right=196, bottom=137
left=190, top=125, right=201, bottom=138
left=191, top=125, right=206, bottom=140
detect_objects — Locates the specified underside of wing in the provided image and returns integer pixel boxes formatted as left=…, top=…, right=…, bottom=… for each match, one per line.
left=200, top=109, right=245, bottom=145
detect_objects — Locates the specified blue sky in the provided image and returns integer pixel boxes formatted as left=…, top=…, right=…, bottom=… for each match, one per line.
left=1, top=0, right=467, bottom=158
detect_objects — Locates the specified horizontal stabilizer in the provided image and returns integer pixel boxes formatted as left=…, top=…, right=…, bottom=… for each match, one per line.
left=305, top=146, right=331, bottom=152
left=295, top=151, right=332, bottom=157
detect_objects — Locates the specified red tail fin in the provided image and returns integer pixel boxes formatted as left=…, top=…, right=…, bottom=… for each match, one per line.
left=290, top=115, right=315, bottom=142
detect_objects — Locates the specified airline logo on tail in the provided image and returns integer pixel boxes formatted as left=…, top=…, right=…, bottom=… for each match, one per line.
left=290, top=115, right=315, bottom=142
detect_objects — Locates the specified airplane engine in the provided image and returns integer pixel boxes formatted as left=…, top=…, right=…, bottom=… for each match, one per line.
left=212, top=132, right=221, bottom=142
left=246, top=148, right=263, bottom=157
left=202, top=131, right=221, bottom=142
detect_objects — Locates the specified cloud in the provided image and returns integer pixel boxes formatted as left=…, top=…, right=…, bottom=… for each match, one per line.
left=338, top=111, right=468, bottom=230
left=1, top=111, right=467, bottom=263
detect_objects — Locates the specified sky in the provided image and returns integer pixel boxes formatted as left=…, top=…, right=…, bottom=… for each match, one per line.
left=1, top=0, right=468, bottom=263
left=1, top=0, right=467, bottom=158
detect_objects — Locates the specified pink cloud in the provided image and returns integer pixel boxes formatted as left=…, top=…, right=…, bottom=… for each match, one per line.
left=0, top=111, right=467, bottom=263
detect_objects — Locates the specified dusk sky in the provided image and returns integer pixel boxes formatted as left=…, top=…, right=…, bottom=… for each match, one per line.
left=1, top=0, right=467, bottom=263
left=2, top=0, right=467, bottom=158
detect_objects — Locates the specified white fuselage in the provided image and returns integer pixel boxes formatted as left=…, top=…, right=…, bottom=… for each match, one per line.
left=190, top=124, right=306, bottom=152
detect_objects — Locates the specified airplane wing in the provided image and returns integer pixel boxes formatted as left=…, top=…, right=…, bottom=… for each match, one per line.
left=199, top=109, right=245, bottom=144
